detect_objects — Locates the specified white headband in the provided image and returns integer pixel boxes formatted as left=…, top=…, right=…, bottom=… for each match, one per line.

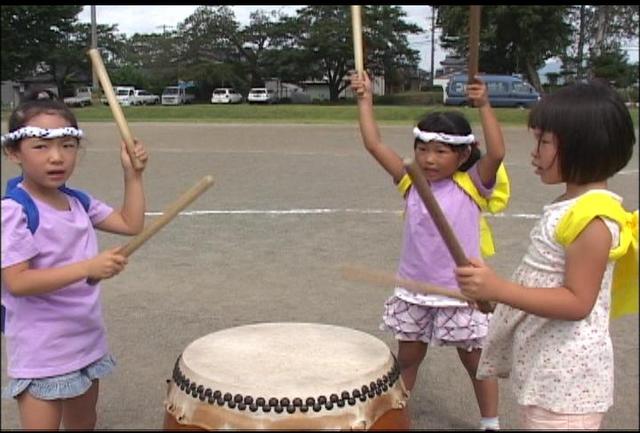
left=412, top=127, right=475, bottom=146
left=1, top=126, right=84, bottom=146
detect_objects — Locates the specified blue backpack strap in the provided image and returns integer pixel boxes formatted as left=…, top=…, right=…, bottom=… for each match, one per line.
left=59, top=186, right=91, bottom=212
left=3, top=179, right=39, bottom=234
left=6, top=175, right=23, bottom=191
left=2, top=177, right=91, bottom=233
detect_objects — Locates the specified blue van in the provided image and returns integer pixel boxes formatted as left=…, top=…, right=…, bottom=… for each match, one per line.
left=443, top=74, right=540, bottom=108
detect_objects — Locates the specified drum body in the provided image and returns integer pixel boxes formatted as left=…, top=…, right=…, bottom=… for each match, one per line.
left=163, top=322, right=410, bottom=430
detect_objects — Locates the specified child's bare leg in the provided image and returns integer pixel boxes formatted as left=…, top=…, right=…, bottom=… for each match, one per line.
left=62, top=380, right=100, bottom=430
left=457, top=348, right=498, bottom=418
left=397, top=341, right=428, bottom=391
left=17, top=391, right=63, bottom=430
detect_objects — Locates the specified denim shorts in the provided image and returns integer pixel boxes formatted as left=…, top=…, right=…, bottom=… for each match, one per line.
left=2, top=354, right=116, bottom=400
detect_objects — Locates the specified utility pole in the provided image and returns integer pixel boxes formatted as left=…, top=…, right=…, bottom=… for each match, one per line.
left=90, top=6, right=99, bottom=103
left=430, top=6, right=436, bottom=89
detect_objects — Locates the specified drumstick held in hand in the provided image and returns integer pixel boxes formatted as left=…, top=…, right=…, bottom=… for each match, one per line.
left=88, top=175, right=215, bottom=284
left=119, top=175, right=214, bottom=256
left=342, top=264, right=472, bottom=302
left=467, top=5, right=482, bottom=108
left=403, top=159, right=495, bottom=313
left=351, top=6, right=364, bottom=78
left=468, top=5, right=481, bottom=82
left=87, top=48, right=144, bottom=170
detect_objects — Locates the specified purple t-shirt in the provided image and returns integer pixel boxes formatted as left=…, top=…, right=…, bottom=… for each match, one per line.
left=1, top=186, right=113, bottom=378
left=395, top=163, right=494, bottom=307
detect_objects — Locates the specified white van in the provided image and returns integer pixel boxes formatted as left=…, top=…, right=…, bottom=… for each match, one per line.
left=162, top=86, right=196, bottom=105
left=115, top=86, right=136, bottom=106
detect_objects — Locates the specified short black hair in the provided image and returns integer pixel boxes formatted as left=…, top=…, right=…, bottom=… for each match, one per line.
left=528, top=80, right=635, bottom=184
left=415, top=110, right=481, bottom=172
left=4, top=89, right=79, bottom=152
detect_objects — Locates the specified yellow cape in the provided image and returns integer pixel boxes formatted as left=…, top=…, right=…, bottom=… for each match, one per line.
left=397, top=163, right=511, bottom=257
left=555, top=191, right=639, bottom=319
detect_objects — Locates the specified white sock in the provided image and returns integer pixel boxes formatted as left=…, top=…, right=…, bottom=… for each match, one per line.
left=480, top=417, right=500, bottom=430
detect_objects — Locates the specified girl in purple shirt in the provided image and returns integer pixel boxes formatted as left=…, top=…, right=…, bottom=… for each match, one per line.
left=351, top=71, right=508, bottom=431
left=1, top=91, right=148, bottom=429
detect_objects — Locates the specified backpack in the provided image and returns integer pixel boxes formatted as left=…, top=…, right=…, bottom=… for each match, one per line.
left=1, top=175, right=91, bottom=334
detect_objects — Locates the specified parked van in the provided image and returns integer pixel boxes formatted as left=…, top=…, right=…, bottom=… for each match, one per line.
left=115, top=86, right=136, bottom=106
left=162, top=85, right=196, bottom=105
left=443, top=74, right=540, bottom=108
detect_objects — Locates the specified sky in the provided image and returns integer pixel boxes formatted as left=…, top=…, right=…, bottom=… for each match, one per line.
left=77, top=5, right=447, bottom=72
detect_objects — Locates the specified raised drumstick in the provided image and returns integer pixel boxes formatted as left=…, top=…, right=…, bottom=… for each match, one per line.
left=468, top=5, right=481, bottom=82
left=342, top=264, right=472, bottom=302
left=351, top=5, right=364, bottom=78
left=403, top=159, right=495, bottom=313
left=87, top=48, right=144, bottom=170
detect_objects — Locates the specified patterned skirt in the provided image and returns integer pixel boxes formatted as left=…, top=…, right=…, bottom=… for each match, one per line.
left=380, top=296, right=491, bottom=351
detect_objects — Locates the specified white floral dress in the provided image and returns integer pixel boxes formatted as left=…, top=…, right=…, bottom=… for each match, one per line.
left=477, top=190, right=621, bottom=414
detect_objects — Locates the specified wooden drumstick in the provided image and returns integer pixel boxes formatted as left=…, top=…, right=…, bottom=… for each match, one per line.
left=468, top=5, right=481, bottom=82
left=88, top=175, right=214, bottom=284
left=342, top=264, right=472, bottom=302
left=403, top=159, right=495, bottom=312
left=119, top=175, right=214, bottom=257
left=351, top=5, right=364, bottom=78
left=87, top=48, right=144, bottom=170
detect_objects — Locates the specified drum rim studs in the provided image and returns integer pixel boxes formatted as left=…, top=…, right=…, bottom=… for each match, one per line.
left=170, top=356, right=401, bottom=414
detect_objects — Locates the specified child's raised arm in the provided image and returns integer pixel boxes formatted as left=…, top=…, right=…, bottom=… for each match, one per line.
left=351, top=71, right=405, bottom=183
left=466, top=76, right=505, bottom=187
left=97, top=139, right=148, bottom=235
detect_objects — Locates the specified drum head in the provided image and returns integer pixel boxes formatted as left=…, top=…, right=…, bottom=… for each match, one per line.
left=181, top=322, right=393, bottom=398
left=165, top=322, right=408, bottom=429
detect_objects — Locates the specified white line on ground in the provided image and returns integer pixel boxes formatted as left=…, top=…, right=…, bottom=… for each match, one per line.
left=145, top=209, right=542, bottom=219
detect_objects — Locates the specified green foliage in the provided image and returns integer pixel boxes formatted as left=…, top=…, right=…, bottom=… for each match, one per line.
left=591, top=49, right=638, bottom=87
left=1, top=5, right=82, bottom=80
left=436, top=5, right=573, bottom=90
left=374, top=91, right=443, bottom=105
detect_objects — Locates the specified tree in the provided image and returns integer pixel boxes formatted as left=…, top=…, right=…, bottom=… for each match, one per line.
left=1, top=5, right=82, bottom=80
left=123, top=32, right=180, bottom=93
left=571, top=6, right=639, bottom=79
left=364, top=6, right=421, bottom=93
left=436, top=6, right=572, bottom=91
left=284, top=5, right=420, bottom=101
left=591, top=49, right=638, bottom=87
left=173, top=6, right=247, bottom=97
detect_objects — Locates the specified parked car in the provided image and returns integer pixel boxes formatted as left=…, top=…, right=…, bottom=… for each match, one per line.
left=443, top=74, right=540, bottom=108
left=247, top=87, right=276, bottom=104
left=211, top=88, right=243, bottom=104
left=134, top=89, right=160, bottom=105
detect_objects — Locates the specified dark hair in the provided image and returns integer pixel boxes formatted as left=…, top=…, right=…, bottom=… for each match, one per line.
left=414, top=110, right=481, bottom=172
left=3, top=89, right=79, bottom=152
left=528, top=80, right=635, bottom=184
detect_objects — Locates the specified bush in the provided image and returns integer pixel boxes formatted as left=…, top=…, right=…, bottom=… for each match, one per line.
left=374, top=91, right=443, bottom=105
